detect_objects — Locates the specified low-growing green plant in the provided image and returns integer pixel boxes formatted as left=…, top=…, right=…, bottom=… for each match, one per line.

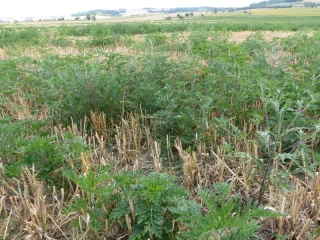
left=49, top=37, right=72, bottom=47
left=176, top=183, right=281, bottom=239
left=90, top=35, right=120, bottom=47
left=110, top=172, right=188, bottom=239
left=0, top=118, right=50, bottom=164
left=0, top=26, right=42, bottom=47
left=145, top=34, right=167, bottom=46
left=4, top=132, right=87, bottom=186
left=63, top=165, right=140, bottom=233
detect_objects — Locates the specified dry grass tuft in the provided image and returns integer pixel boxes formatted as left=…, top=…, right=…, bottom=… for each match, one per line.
left=50, top=46, right=81, bottom=56
left=146, top=128, right=162, bottom=173
left=166, top=51, right=189, bottom=62
left=90, top=111, right=109, bottom=141
left=0, top=48, right=7, bottom=59
left=19, top=45, right=83, bottom=59
left=229, top=31, right=255, bottom=44
left=229, top=31, right=313, bottom=44
left=0, top=167, right=73, bottom=239
left=108, top=46, right=144, bottom=56
left=115, top=114, right=143, bottom=170
left=260, top=174, right=320, bottom=239
left=3, top=93, right=49, bottom=121
left=175, top=139, right=201, bottom=190
left=19, top=47, right=44, bottom=60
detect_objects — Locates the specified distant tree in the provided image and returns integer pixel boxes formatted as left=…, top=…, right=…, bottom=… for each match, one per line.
left=190, top=12, right=194, bottom=17
left=75, top=16, right=79, bottom=20
left=185, top=13, right=190, bottom=17
left=177, top=14, right=180, bottom=18
left=86, top=14, right=90, bottom=20
left=165, top=16, right=171, bottom=20
left=92, top=14, right=96, bottom=21
left=214, top=8, right=218, bottom=14
left=201, top=14, right=205, bottom=17
left=304, top=2, right=317, bottom=8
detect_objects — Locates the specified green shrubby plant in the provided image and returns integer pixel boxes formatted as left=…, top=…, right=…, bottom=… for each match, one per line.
left=63, top=169, right=187, bottom=238
left=3, top=131, right=87, bottom=186
left=63, top=166, right=140, bottom=232
left=90, top=35, right=120, bottom=47
left=34, top=54, right=128, bottom=124
left=145, top=33, right=167, bottom=46
left=0, top=26, right=42, bottom=47
left=110, top=172, right=188, bottom=239
left=49, top=37, right=72, bottom=47
left=176, top=183, right=281, bottom=240
left=0, top=118, right=50, bottom=164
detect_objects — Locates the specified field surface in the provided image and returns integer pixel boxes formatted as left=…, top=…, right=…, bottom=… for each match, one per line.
left=7, top=7, right=320, bottom=25
left=0, top=13, right=320, bottom=239
left=250, top=7, right=320, bottom=16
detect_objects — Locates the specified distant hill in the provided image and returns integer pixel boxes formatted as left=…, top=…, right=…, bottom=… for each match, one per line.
left=72, top=7, right=229, bottom=17
left=239, top=0, right=320, bottom=9
left=72, top=9, right=124, bottom=17
left=72, top=1, right=320, bottom=17
left=243, top=0, right=298, bottom=9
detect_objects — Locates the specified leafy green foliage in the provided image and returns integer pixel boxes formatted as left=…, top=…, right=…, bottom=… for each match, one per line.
left=90, top=35, right=120, bottom=47
left=110, top=173, right=188, bottom=239
left=63, top=166, right=140, bottom=232
left=0, top=26, right=42, bottom=47
left=145, top=34, right=167, bottom=46
left=49, top=37, right=72, bottom=47
left=3, top=130, right=87, bottom=186
left=176, top=183, right=281, bottom=239
left=0, top=118, right=48, bottom=164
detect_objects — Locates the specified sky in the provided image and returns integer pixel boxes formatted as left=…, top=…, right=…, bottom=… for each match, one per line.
left=0, top=0, right=261, bottom=18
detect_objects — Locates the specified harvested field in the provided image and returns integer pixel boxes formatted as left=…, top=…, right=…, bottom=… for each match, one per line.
left=1, top=14, right=320, bottom=240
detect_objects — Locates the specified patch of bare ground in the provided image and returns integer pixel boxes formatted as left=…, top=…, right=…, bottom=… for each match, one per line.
left=65, top=36, right=92, bottom=41
left=84, top=46, right=144, bottom=64
left=229, top=31, right=255, bottom=43
left=18, top=46, right=45, bottom=59
left=14, top=45, right=142, bottom=62
left=130, top=34, right=147, bottom=42
left=263, top=31, right=297, bottom=42
left=99, top=46, right=191, bottom=61
left=229, top=31, right=314, bottom=43
left=108, top=46, right=143, bottom=56
left=0, top=48, right=7, bottom=59
left=18, top=46, right=83, bottom=59
left=166, top=51, right=189, bottom=62
left=50, top=46, right=81, bottom=56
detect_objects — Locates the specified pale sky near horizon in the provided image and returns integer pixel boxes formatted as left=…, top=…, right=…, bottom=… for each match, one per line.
left=0, top=0, right=261, bottom=18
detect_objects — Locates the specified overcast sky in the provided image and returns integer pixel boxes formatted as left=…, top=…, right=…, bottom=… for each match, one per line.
left=0, top=0, right=261, bottom=17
